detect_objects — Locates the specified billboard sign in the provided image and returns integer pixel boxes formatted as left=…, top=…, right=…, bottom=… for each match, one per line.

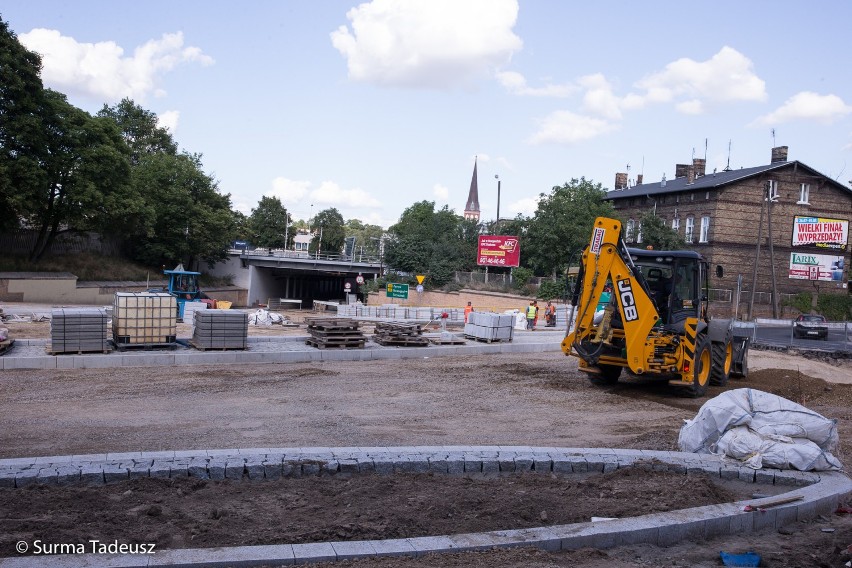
left=788, top=252, right=846, bottom=282
left=792, top=216, right=848, bottom=250
left=477, top=235, right=521, bottom=267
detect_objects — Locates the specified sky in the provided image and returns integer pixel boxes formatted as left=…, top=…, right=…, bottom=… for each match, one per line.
left=3, top=1, right=852, bottom=229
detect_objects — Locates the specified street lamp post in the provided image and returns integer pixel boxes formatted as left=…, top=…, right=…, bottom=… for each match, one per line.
left=494, top=174, right=501, bottom=232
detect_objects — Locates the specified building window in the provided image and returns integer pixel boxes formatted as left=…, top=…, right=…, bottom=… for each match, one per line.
left=798, top=183, right=810, bottom=204
left=699, top=216, right=710, bottom=243
left=625, top=219, right=635, bottom=242
left=767, top=180, right=779, bottom=201
left=636, top=222, right=643, bottom=244
left=672, top=217, right=680, bottom=233
left=705, top=191, right=710, bottom=200
left=685, top=216, right=695, bottom=243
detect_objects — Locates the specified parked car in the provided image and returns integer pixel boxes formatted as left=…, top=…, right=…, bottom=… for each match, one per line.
left=793, top=314, right=828, bottom=340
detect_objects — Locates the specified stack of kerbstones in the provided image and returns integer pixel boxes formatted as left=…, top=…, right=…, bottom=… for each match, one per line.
left=464, top=311, right=515, bottom=343
left=50, top=308, right=110, bottom=354
left=191, top=309, right=248, bottom=350
left=372, top=321, right=429, bottom=346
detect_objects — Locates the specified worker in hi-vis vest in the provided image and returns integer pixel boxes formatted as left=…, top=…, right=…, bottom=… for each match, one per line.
left=464, top=301, right=473, bottom=323
left=526, top=301, right=537, bottom=330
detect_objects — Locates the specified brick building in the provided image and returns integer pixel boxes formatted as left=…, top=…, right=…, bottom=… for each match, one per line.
left=605, top=147, right=852, bottom=304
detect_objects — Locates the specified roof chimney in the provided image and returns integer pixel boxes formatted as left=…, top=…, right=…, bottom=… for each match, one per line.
left=686, top=165, right=695, bottom=185
left=636, top=174, right=643, bottom=185
left=614, top=172, right=628, bottom=190
left=771, top=146, right=788, bottom=163
left=675, top=164, right=689, bottom=178
left=692, top=158, right=706, bottom=178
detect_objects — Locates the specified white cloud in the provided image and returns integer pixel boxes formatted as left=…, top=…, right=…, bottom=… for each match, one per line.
left=331, top=0, right=522, bottom=88
left=270, top=177, right=311, bottom=203
left=528, top=111, right=618, bottom=145
left=506, top=197, right=537, bottom=217
left=578, top=74, right=622, bottom=120
left=496, top=70, right=576, bottom=97
left=19, top=29, right=213, bottom=102
left=433, top=184, right=449, bottom=201
left=310, top=181, right=382, bottom=208
left=156, top=110, right=180, bottom=132
left=632, top=46, right=766, bottom=112
left=752, top=92, right=852, bottom=126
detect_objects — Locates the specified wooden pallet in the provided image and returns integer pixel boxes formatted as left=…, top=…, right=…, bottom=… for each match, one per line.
left=464, top=334, right=512, bottom=344
left=428, top=336, right=467, bottom=345
left=305, top=317, right=361, bottom=330
left=373, top=336, right=430, bottom=347
left=306, top=338, right=365, bottom=349
left=113, top=342, right=178, bottom=351
left=46, top=344, right=112, bottom=355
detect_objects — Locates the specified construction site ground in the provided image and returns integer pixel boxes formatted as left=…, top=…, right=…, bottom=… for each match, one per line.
left=1, top=310, right=851, bottom=567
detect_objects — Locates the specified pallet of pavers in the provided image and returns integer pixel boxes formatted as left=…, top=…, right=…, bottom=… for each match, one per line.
left=48, top=308, right=111, bottom=354
left=372, top=321, right=430, bottom=347
left=464, top=311, right=515, bottom=343
left=304, top=317, right=365, bottom=349
left=190, top=309, right=248, bottom=350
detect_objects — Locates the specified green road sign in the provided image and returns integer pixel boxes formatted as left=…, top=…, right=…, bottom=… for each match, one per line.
left=386, top=283, right=409, bottom=299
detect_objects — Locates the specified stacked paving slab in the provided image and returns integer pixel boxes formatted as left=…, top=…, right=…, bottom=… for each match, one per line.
left=464, top=311, right=514, bottom=343
left=112, top=292, right=177, bottom=347
left=49, top=308, right=110, bottom=354
left=191, top=309, right=248, bottom=350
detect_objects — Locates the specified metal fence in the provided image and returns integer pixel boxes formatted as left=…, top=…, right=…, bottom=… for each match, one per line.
left=738, top=319, right=852, bottom=353
left=0, top=231, right=123, bottom=257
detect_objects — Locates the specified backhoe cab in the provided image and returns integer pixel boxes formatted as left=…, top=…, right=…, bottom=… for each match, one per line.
left=561, top=217, right=748, bottom=397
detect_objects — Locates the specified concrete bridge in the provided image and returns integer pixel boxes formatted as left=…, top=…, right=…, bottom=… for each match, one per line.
left=210, top=250, right=384, bottom=309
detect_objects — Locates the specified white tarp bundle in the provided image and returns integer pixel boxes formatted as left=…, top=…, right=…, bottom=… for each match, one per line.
left=678, top=388, right=842, bottom=471
left=247, top=309, right=283, bottom=327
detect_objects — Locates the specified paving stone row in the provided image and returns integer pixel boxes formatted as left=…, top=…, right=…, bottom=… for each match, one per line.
left=0, top=447, right=848, bottom=568
left=0, top=446, right=825, bottom=489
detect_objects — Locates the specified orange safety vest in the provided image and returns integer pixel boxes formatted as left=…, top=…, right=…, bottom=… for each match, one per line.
left=464, top=305, right=473, bottom=319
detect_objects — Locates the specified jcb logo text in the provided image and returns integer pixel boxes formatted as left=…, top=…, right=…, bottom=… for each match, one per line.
left=617, top=278, right=639, bottom=322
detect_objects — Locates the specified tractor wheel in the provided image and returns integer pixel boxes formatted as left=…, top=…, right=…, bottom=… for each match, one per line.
left=710, top=340, right=732, bottom=386
left=589, top=364, right=622, bottom=385
left=687, top=334, right=711, bottom=398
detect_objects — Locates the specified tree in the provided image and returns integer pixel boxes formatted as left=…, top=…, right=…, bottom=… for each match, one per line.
left=14, top=89, right=132, bottom=260
left=0, top=15, right=45, bottom=231
left=311, top=208, right=345, bottom=255
left=384, top=201, right=480, bottom=286
left=524, top=178, right=614, bottom=276
left=344, top=218, right=384, bottom=258
left=634, top=211, right=686, bottom=251
left=129, top=152, right=236, bottom=269
left=97, top=98, right=177, bottom=164
left=247, top=196, right=290, bottom=248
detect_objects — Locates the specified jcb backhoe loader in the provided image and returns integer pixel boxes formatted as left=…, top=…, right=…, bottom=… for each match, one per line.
left=561, top=217, right=748, bottom=397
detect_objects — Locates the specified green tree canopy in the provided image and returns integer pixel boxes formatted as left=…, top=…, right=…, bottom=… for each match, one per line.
left=129, top=152, right=236, bottom=269
left=384, top=201, right=479, bottom=286
left=248, top=196, right=290, bottom=248
left=311, top=208, right=345, bottom=255
left=344, top=218, right=384, bottom=258
left=97, top=98, right=177, bottom=164
left=524, top=178, right=614, bottom=276
left=633, top=211, right=686, bottom=251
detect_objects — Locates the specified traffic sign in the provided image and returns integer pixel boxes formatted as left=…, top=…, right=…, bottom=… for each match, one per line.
left=386, top=283, right=409, bottom=299
left=416, top=284, right=424, bottom=294
left=356, top=275, right=365, bottom=285
left=416, top=275, right=425, bottom=284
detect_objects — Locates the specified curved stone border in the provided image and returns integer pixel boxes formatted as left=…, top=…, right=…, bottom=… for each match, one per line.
left=0, top=446, right=850, bottom=567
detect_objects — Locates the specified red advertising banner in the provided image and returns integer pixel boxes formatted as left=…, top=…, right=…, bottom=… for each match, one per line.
left=477, top=235, right=521, bottom=267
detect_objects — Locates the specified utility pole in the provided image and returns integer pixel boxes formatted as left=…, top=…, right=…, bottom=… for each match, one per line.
left=747, top=182, right=767, bottom=320
left=766, top=190, right=779, bottom=318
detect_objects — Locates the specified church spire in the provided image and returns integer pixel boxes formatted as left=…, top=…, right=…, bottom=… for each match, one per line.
left=464, top=156, right=480, bottom=221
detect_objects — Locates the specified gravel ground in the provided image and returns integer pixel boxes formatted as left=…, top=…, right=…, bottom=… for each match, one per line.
left=1, top=316, right=851, bottom=567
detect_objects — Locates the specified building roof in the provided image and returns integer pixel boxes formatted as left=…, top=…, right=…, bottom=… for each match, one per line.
left=605, top=160, right=851, bottom=200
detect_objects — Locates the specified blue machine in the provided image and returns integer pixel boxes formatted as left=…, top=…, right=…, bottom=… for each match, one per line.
left=164, top=266, right=203, bottom=320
